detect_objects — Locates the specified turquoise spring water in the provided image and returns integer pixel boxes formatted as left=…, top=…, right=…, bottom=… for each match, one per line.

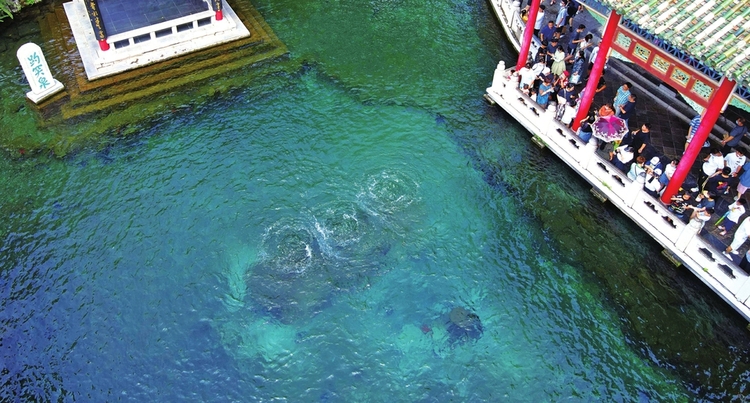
left=2, top=0, right=750, bottom=401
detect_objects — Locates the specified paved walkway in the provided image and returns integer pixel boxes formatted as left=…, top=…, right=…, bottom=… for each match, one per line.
left=535, top=1, right=750, bottom=257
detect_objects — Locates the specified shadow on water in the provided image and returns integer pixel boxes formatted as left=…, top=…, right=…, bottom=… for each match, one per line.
left=461, top=104, right=750, bottom=399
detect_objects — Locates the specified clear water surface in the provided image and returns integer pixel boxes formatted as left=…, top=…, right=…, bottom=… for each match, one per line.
left=2, top=0, right=749, bottom=401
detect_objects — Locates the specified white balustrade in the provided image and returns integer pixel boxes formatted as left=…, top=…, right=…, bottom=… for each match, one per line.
left=485, top=61, right=750, bottom=320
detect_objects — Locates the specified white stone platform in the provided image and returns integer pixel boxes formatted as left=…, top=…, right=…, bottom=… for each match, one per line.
left=486, top=63, right=750, bottom=322
left=63, top=0, right=250, bottom=81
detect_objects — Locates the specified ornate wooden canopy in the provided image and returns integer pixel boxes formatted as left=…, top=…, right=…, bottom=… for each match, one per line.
left=598, top=0, right=750, bottom=88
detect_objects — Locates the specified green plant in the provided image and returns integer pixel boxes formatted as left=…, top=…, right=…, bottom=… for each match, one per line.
left=1, top=0, right=42, bottom=22
left=1, top=1, right=12, bottom=22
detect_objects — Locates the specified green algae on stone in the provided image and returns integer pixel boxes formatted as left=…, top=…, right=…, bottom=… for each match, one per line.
left=473, top=135, right=750, bottom=396
left=0, top=0, right=293, bottom=156
left=253, top=0, right=491, bottom=111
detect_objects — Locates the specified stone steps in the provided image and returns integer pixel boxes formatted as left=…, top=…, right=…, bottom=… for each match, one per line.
left=36, top=0, right=288, bottom=125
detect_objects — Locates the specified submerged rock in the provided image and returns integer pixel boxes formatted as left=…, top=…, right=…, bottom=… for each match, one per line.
left=446, top=307, right=483, bottom=345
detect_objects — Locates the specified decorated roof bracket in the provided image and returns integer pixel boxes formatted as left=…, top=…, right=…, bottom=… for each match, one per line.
left=588, top=0, right=750, bottom=111
left=611, top=25, right=718, bottom=109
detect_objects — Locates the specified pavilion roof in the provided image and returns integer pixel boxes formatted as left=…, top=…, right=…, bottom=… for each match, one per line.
left=596, top=0, right=750, bottom=88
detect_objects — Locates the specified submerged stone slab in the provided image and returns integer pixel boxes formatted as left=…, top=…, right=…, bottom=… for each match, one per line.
left=63, top=0, right=250, bottom=80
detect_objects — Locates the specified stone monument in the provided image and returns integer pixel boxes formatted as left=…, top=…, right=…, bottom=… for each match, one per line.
left=17, top=43, right=64, bottom=103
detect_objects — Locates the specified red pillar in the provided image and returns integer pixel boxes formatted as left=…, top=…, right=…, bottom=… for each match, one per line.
left=571, top=11, right=621, bottom=131
left=515, top=0, right=542, bottom=72
left=84, top=0, right=110, bottom=51
left=213, top=0, right=223, bottom=21
left=660, top=77, right=737, bottom=204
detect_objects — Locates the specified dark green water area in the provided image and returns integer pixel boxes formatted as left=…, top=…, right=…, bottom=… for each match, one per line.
left=2, top=0, right=750, bottom=401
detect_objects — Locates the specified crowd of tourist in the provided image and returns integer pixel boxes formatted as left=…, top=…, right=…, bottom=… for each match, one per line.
left=514, top=0, right=750, bottom=266
left=607, top=112, right=750, bottom=264
left=517, top=0, right=605, bottom=124
left=613, top=118, right=750, bottom=252
left=609, top=114, right=750, bottom=263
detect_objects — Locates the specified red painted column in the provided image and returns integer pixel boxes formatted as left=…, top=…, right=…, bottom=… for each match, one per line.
left=660, top=77, right=737, bottom=204
left=571, top=11, right=621, bottom=131
left=213, top=0, right=223, bottom=21
left=84, top=0, right=110, bottom=51
left=515, top=0, right=542, bottom=71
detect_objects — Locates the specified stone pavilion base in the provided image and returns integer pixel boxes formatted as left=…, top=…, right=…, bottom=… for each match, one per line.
left=63, top=0, right=251, bottom=80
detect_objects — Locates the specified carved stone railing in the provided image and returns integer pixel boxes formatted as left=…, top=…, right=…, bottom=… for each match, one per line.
left=485, top=66, right=750, bottom=320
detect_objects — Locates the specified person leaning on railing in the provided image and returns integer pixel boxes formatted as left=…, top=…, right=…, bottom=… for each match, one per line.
left=658, top=158, right=678, bottom=191
left=689, top=206, right=714, bottom=229
left=576, top=114, right=595, bottom=143
left=644, top=166, right=663, bottom=198
left=560, top=99, right=578, bottom=127
left=668, top=190, right=693, bottom=219
left=518, top=62, right=536, bottom=90
left=535, top=77, right=554, bottom=110
left=627, top=156, right=647, bottom=183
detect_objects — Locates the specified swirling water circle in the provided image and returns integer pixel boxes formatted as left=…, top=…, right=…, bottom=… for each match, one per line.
left=261, top=218, right=317, bottom=276
left=359, top=169, right=420, bottom=217
left=313, top=201, right=368, bottom=259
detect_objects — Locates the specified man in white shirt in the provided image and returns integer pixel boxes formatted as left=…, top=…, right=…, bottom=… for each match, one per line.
left=518, top=62, right=536, bottom=89
left=725, top=148, right=747, bottom=177
left=588, top=45, right=599, bottom=65
left=690, top=147, right=724, bottom=192
left=725, top=216, right=750, bottom=256
left=698, top=148, right=725, bottom=188
left=533, top=5, right=546, bottom=38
